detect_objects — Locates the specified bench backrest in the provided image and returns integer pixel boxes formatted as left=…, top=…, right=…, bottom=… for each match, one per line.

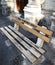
left=11, top=16, right=53, bottom=43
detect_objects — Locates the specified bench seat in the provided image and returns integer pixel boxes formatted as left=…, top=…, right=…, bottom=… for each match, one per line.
left=0, top=25, right=45, bottom=64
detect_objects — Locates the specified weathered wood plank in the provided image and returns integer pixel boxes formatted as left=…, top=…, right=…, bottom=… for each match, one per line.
left=8, top=25, right=45, bottom=54
left=0, top=27, right=37, bottom=64
left=4, top=27, right=41, bottom=58
left=12, top=19, right=50, bottom=43
left=12, top=16, right=53, bottom=36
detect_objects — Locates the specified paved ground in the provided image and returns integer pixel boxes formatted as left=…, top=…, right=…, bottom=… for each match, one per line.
left=0, top=15, right=55, bottom=65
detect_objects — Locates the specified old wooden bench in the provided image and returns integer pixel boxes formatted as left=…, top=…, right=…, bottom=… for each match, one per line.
left=0, top=16, right=53, bottom=64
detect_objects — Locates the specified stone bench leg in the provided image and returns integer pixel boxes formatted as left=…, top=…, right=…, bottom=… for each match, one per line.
left=36, top=26, right=47, bottom=48
left=14, top=23, right=19, bottom=31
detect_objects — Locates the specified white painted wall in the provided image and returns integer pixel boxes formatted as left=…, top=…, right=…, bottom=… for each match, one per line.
left=1, top=0, right=16, bottom=12
left=1, top=0, right=55, bottom=12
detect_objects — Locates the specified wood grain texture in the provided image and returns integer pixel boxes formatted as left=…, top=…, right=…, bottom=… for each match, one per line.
left=8, top=25, right=45, bottom=54
left=12, top=19, right=50, bottom=43
left=4, top=27, right=41, bottom=58
left=0, top=27, right=37, bottom=64
left=12, top=16, right=53, bottom=36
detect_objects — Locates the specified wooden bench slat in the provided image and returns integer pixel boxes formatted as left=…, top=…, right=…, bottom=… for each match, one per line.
left=12, top=17, right=53, bottom=36
left=0, top=27, right=37, bottom=64
left=12, top=19, right=50, bottom=43
left=4, top=27, right=41, bottom=58
left=8, top=25, right=45, bottom=54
